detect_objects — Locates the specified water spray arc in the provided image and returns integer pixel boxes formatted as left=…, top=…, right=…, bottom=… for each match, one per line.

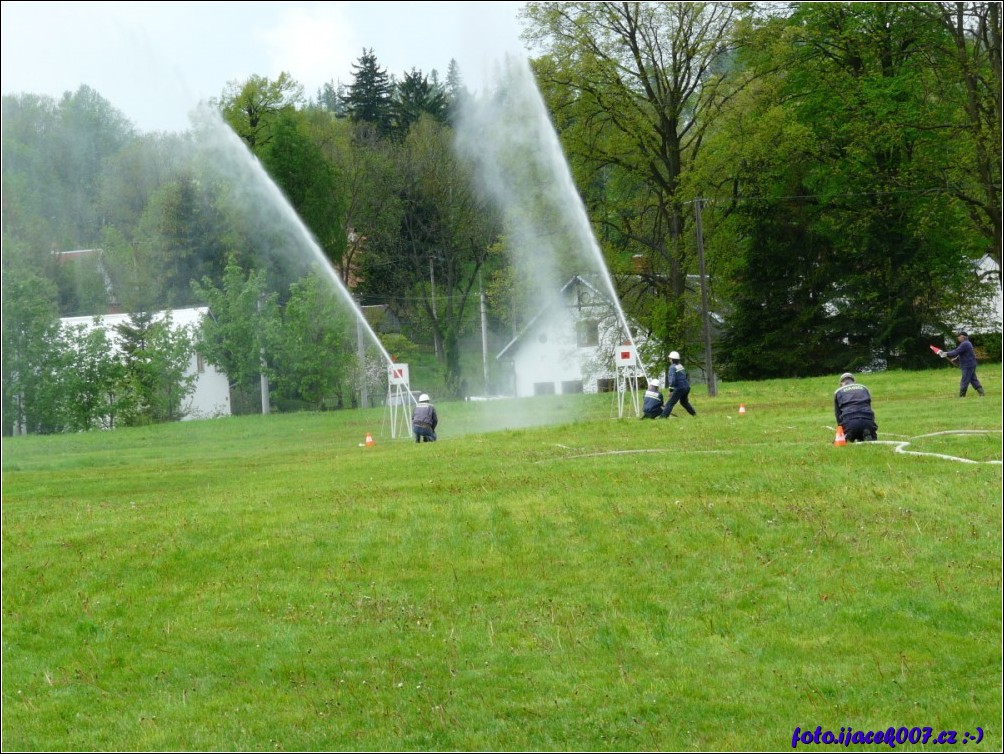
left=190, top=106, right=412, bottom=412
left=456, top=56, right=647, bottom=415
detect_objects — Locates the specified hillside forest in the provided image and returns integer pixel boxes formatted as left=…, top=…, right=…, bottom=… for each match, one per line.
left=2, top=2, right=1000, bottom=435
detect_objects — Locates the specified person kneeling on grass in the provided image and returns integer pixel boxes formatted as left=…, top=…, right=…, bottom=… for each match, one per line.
left=412, top=393, right=438, bottom=443
left=641, top=378, right=665, bottom=419
left=834, top=372, right=878, bottom=442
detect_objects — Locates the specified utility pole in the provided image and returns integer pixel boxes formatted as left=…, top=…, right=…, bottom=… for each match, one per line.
left=694, top=198, right=717, bottom=397
left=429, top=256, right=442, bottom=360
left=257, top=294, right=271, bottom=414
left=356, top=296, right=368, bottom=409
left=480, top=270, right=490, bottom=396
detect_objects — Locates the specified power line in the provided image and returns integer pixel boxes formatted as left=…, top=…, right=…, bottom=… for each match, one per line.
left=684, top=182, right=1002, bottom=206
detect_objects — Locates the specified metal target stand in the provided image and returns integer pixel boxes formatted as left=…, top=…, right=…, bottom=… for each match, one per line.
left=384, top=363, right=413, bottom=439
left=614, top=343, right=644, bottom=418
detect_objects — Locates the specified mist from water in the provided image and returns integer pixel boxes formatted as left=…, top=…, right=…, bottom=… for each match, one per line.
left=454, top=55, right=645, bottom=431
left=182, top=59, right=642, bottom=435
left=186, top=105, right=399, bottom=390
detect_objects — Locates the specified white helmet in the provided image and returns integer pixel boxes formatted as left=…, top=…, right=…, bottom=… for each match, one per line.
left=669, top=351, right=680, bottom=360
left=419, top=393, right=430, bottom=403
left=649, top=378, right=660, bottom=387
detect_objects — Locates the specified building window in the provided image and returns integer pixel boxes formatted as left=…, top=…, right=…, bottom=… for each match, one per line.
left=196, top=353, right=205, bottom=374
left=533, top=382, right=556, bottom=396
left=561, top=380, right=583, bottom=394
left=576, top=320, right=599, bottom=347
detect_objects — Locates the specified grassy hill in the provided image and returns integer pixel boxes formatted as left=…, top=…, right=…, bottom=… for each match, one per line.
left=2, top=366, right=1001, bottom=751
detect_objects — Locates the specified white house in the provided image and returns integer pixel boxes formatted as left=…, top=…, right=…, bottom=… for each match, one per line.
left=60, top=307, right=231, bottom=420
left=496, top=275, right=647, bottom=397
left=967, top=254, right=1003, bottom=334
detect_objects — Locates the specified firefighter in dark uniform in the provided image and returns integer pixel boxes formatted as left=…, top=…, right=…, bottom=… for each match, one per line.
left=641, top=378, right=665, bottom=419
left=833, top=372, right=878, bottom=442
left=660, top=351, right=697, bottom=418
left=938, top=331, right=986, bottom=398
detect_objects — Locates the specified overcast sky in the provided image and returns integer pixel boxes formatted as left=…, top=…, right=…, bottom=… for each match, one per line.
left=1, top=1, right=530, bottom=133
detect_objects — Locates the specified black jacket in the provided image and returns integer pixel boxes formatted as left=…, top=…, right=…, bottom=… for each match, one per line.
left=642, top=386, right=664, bottom=416
left=834, top=383, right=875, bottom=426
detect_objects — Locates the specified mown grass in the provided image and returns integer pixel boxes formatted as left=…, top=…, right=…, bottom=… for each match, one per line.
left=2, top=366, right=1001, bottom=751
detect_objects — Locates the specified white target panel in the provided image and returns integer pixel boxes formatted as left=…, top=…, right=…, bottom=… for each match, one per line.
left=388, top=363, right=410, bottom=385
left=615, top=345, right=637, bottom=366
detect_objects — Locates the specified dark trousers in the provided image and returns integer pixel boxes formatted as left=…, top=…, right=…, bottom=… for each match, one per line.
left=844, top=419, right=877, bottom=442
left=661, top=388, right=696, bottom=417
left=959, top=366, right=984, bottom=397
left=414, top=425, right=437, bottom=442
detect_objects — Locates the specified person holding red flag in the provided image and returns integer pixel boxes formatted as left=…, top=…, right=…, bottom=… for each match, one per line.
left=937, top=331, right=986, bottom=398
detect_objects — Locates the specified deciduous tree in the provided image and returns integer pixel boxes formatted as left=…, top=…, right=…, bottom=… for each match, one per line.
left=192, top=258, right=280, bottom=412
left=217, top=72, right=304, bottom=151
left=523, top=1, right=743, bottom=354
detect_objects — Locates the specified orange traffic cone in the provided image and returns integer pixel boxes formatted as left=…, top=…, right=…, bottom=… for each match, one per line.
left=834, top=426, right=846, bottom=446
left=365, top=432, right=375, bottom=447
left=739, top=403, right=746, bottom=415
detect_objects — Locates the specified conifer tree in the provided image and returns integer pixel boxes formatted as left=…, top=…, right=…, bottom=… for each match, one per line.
left=394, top=68, right=449, bottom=136
left=345, top=49, right=394, bottom=137
left=444, top=59, right=470, bottom=124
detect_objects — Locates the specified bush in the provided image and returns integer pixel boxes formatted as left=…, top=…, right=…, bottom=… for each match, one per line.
left=971, top=332, right=1002, bottom=363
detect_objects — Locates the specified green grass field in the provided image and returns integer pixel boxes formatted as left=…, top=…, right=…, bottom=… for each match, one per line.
left=2, top=367, right=1001, bottom=751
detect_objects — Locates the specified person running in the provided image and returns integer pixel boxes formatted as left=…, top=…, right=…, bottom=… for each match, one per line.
left=660, top=351, right=697, bottom=418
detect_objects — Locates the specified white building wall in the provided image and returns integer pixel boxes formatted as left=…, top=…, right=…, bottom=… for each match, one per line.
left=511, top=308, right=587, bottom=397
left=184, top=353, right=231, bottom=419
left=980, top=255, right=1003, bottom=333
left=60, top=307, right=231, bottom=420
left=162, top=308, right=230, bottom=419
left=499, top=276, right=648, bottom=398
left=508, top=307, right=633, bottom=398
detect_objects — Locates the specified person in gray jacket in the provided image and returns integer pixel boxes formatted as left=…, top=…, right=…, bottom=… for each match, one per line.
left=412, top=393, right=438, bottom=442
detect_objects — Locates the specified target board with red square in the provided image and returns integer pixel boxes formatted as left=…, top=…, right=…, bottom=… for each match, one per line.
left=388, top=364, right=410, bottom=385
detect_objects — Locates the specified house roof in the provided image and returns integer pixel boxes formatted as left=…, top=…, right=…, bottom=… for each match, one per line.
left=360, top=304, right=402, bottom=333
left=53, top=248, right=119, bottom=312
left=61, top=307, right=209, bottom=330
left=53, top=248, right=103, bottom=261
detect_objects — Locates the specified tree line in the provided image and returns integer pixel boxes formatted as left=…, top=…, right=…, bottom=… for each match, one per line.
left=526, top=1, right=1000, bottom=376
left=2, top=49, right=503, bottom=434
left=3, top=3, right=1000, bottom=435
